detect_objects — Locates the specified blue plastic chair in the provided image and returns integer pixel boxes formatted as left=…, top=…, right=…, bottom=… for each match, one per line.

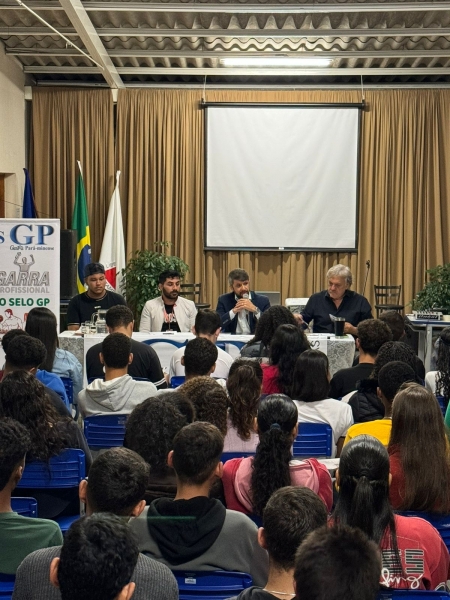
left=221, top=452, right=255, bottom=463
left=11, top=497, right=37, bottom=518
left=0, top=574, right=15, bottom=600
left=173, top=571, right=252, bottom=599
left=436, top=395, right=447, bottom=417
left=60, top=377, right=73, bottom=406
left=377, top=590, right=450, bottom=599
left=292, top=423, right=333, bottom=458
left=171, top=376, right=186, bottom=388
left=83, top=414, right=127, bottom=450
left=16, top=449, right=85, bottom=533
left=397, top=511, right=450, bottom=554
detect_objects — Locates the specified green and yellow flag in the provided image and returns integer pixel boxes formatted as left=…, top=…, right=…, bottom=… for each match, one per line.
left=72, top=161, right=91, bottom=293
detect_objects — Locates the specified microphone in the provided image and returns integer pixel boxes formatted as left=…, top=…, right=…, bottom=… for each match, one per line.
left=242, top=293, right=249, bottom=317
left=362, top=260, right=371, bottom=296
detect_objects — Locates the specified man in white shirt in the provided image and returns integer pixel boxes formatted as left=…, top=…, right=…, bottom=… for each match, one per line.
left=139, top=270, right=197, bottom=333
left=169, top=309, right=233, bottom=382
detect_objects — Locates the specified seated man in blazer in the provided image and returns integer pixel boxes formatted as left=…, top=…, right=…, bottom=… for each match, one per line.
left=216, top=268, right=270, bottom=334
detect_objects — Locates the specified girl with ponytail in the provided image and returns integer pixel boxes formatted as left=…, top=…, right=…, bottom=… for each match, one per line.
left=334, top=435, right=449, bottom=590
left=222, top=394, right=332, bottom=516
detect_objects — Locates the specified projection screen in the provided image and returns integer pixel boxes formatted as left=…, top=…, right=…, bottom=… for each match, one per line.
left=205, top=104, right=361, bottom=251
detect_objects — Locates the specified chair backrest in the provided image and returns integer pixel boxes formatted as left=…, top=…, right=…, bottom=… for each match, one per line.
left=83, top=414, right=127, bottom=449
left=171, top=376, right=186, bottom=388
left=173, top=570, right=252, bottom=599
left=0, top=574, right=15, bottom=600
left=398, top=511, right=450, bottom=555
left=374, top=285, right=402, bottom=305
left=142, top=338, right=188, bottom=350
left=16, top=449, right=86, bottom=489
left=292, top=423, right=333, bottom=458
left=378, top=590, right=450, bottom=599
left=436, top=395, right=447, bottom=417
left=60, top=376, right=73, bottom=405
left=11, top=497, right=37, bottom=518
left=221, top=452, right=256, bottom=463
left=179, top=283, right=202, bottom=302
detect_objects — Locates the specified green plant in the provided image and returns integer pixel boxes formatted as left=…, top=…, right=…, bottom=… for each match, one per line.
left=411, top=264, right=450, bottom=312
left=121, top=242, right=189, bottom=322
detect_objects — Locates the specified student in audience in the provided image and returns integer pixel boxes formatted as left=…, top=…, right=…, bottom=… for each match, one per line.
left=240, top=305, right=298, bottom=360
left=223, top=359, right=263, bottom=453
left=169, top=309, right=233, bottom=381
left=426, top=329, right=450, bottom=406
left=293, top=526, right=382, bottom=600
left=334, top=435, right=450, bottom=590
left=13, top=447, right=179, bottom=600
left=0, top=370, right=91, bottom=519
left=229, top=487, right=328, bottom=600
left=388, top=383, right=450, bottom=512
left=222, top=394, right=333, bottom=516
left=329, top=319, right=392, bottom=399
left=344, top=361, right=416, bottom=447
left=124, top=395, right=192, bottom=502
left=0, top=418, right=63, bottom=575
left=261, top=324, right=310, bottom=396
left=78, top=333, right=157, bottom=417
left=291, top=350, right=353, bottom=457
left=85, top=305, right=167, bottom=389
left=180, top=376, right=228, bottom=435
left=50, top=514, right=139, bottom=600
left=181, top=337, right=221, bottom=382
left=2, top=331, right=70, bottom=412
left=378, top=310, right=406, bottom=341
left=130, top=422, right=269, bottom=585
left=25, top=307, right=83, bottom=398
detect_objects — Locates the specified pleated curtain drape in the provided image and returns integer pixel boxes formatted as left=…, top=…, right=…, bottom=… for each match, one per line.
left=31, top=87, right=450, bottom=313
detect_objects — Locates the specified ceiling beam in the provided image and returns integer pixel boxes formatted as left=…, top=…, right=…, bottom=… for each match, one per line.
left=57, top=0, right=124, bottom=88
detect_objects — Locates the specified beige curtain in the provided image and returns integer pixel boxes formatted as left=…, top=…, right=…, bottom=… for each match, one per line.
left=31, top=88, right=114, bottom=260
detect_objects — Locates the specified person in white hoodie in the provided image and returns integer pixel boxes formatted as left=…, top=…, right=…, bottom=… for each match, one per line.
left=78, top=333, right=157, bottom=417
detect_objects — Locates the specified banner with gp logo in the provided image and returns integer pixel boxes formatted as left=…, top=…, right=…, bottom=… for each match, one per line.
left=0, top=219, right=60, bottom=333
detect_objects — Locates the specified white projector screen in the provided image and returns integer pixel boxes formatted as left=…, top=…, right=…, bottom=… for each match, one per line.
left=205, top=104, right=361, bottom=251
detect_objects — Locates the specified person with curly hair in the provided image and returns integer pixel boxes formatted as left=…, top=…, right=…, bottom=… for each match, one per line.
left=0, top=370, right=92, bottom=519
left=180, top=377, right=228, bottom=436
left=240, top=306, right=298, bottom=360
left=124, top=393, right=192, bottom=502
left=426, top=329, right=450, bottom=411
left=222, top=394, right=332, bottom=517
left=223, top=359, right=263, bottom=453
left=261, top=324, right=310, bottom=396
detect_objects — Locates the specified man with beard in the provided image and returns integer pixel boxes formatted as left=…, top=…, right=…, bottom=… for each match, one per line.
left=139, top=270, right=197, bottom=332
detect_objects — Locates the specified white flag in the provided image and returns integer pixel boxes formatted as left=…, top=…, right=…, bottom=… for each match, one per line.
left=99, top=171, right=126, bottom=293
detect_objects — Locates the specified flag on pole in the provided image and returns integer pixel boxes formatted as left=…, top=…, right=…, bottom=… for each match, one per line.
left=72, top=161, right=91, bottom=293
left=99, top=171, right=126, bottom=293
left=22, top=168, right=38, bottom=218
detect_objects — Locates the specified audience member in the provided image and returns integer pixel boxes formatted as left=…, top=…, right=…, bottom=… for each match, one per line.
left=240, top=306, right=297, bottom=360
left=130, top=422, right=269, bottom=585
left=169, top=309, right=233, bottom=381
left=78, top=333, right=157, bottom=417
left=293, top=526, right=381, bottom=600
left=229, top=487, right=328, bottom=600
left=329, top=319, right=392, bottom=399
left=378, top=310, right=406, bottom=341
left=50, top=514, right=139, bottom=600
left=139, top=269, right=197, bottom=333
left=0, top=418, right=62, bottom=574
left=85, top=305, right=166, bottom=389
left=222, top=394, right=332, bottom=516
left=344, top=361, right=416, bottom=447
left=0, top=370, right=91, bottom=519
left=389, top=383, right=450, bottom=512
left=334, top=435, right=450, bottom=590
left=427, top=329, right=450, bottom=405
left=181, top=337, right=220, bottom=382
left=2, top=331, right=70, bottom=413
left=261, top=324, right=310, bottom=396
left=25, top=307, right=83, bottom=398
left=180, top=377, right=228, bottom=435
left=13, top=448, right=179, bottom=600
left=291, top=350, right=353, bottom=457
left=223, top=359, right=262, bottom=453
left=124, top=395, right=191, bottom=502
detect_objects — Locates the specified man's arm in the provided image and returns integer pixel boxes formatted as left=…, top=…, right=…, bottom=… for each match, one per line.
left=216, top=295, right=234, bottom=330
left=300, top=296, right=315, bottom=325
left=66, top=296, right=81, bottom=331
left=145, top=346, right=168, bottom=390
left=139, top=302, right=152, bottom=332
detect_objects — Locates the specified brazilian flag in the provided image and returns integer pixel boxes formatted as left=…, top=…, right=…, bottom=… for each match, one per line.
left=72, top=162, right=91, bottom=293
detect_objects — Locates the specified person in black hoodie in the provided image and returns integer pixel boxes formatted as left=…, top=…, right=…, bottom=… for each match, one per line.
left=129, top=421, right=269, bottom=586
left=229, top=486, right=328, bottom=600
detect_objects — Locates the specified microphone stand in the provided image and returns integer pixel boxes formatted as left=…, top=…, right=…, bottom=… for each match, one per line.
left=362, top=260, right=371, bottom=296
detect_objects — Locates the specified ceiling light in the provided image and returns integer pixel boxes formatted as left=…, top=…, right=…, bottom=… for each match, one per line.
left=220, top=56, right=333, bottom=68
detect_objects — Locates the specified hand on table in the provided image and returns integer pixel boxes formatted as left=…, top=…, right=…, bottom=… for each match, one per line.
left=344, top=322, right=358, bottom=335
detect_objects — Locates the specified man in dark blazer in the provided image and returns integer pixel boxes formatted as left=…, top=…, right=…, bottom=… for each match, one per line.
left=216, top=268, right=270, bottom=334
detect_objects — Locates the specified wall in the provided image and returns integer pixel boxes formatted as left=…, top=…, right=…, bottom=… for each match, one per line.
left=0, top=41, right=25, bottom=218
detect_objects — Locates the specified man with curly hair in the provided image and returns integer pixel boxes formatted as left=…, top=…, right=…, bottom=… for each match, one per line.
left=180, top=377, right=228, bottom=436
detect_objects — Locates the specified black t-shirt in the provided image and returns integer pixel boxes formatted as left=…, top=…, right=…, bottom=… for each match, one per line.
left=302, top=290, right=373, bottom=334
left=160, top=303, right=181, bottom=333
left=329, top=362, right=375, bottom=399
left=86, top=338, right=167, bottom=389
left=66, top=291, right=127, bottom=327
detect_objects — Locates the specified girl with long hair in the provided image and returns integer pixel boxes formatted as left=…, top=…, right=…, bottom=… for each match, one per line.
left=261, top=324, right=310, bottom=396
left=334, top=435, right=449, bottom=590
left=291, top=350, right=353, bottom=457
left=425, top=329, right=450, bottom=413
left=240, top=305, right=297, bottom=359
left=25, top=307, right=83, bottom=397
left=223, top=358, right=263, bottom=452
left=388, top=383, right=450, bottom=512
left=222, top=394, right=332, bottom=516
